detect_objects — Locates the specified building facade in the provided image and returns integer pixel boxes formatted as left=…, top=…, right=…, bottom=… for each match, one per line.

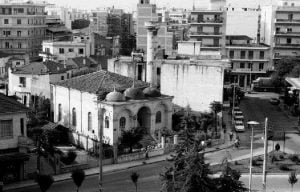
left=0, top=93, right=29, bottom=184
left=0, top=1, right=47, bottom=60
left=226, top=35, right=271, bottom=89
left=189, top=9, right=227, bottom=55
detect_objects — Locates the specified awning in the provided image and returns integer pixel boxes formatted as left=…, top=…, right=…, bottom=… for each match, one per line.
left=285, top=77, right=300, bottom=90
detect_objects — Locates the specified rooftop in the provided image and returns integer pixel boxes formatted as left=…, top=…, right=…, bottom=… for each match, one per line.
left=0, top=93, right=29, bottom=114
left=53, top=70, right=149, bottom=99
left=66, top=57, right=97, bottom=69
left=12, top=61, right=68, bottom=75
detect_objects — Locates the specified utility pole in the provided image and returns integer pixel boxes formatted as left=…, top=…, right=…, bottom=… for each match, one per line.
left=98, top=108, right=103, bottom=192
left=262, top=117, right=268, bottom=191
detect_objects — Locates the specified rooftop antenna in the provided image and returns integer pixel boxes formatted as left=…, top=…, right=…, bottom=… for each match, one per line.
left=193, top=0, right=195, bottom=10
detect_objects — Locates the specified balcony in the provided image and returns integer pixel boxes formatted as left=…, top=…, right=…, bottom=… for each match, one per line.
left=189, top=31, right=222, bottom=36
left=275, top=43, right=300, bottom=48
left=190, top=18, right=223, bottom=24
left=275, top=31, right=300, bottom=36
left=275, top=19, right=300, bottom=24
left=232, top=68, right=267, bottom=74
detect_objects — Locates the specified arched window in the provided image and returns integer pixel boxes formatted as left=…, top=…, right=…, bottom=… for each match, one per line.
left=119, top=117, right=126, bottom=131
left=88, top=112, right=92, bottom=131
left=58, top=104, right=62, bottom=121
left=72, top=108, right=76, bottom=126
left=105, top=116, right=109, bottom=128
left=156, top=111, right=162, bottom=123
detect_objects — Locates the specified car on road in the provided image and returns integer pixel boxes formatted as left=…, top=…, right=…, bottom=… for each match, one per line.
left=235, top=121, right=245, bottom=132
left=233, top=107, right=241, bottom=111
left=234, top=115, right=244, bottom=122
left=269, top=98, right=280, bottom=105
left=233, top=111, right=243, bottom=116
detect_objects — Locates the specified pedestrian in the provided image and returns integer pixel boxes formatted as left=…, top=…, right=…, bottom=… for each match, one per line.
left=145, top=147, right=149, bottom=160
left=229, top=132, right=233, bottom=141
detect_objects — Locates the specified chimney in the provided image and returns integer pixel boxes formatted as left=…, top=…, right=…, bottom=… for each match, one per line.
left=145, top=21, right=159, bottom=86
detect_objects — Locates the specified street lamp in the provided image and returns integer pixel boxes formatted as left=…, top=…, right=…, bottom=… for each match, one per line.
left=247, top=120, right=260, bottom=192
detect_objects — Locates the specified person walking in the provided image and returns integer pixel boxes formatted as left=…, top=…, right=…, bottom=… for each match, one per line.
left=229, top=132, right=233, bottom=142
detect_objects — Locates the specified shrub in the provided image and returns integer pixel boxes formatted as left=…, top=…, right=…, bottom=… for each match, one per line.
left=279, top=154, right=285, bottom=160
left=256, top=156, right=263, bottom=161
left=270, top=154, right=278, bottom=163
left=252, top=159, right=259, bottom=166
left=289, top=154, right=300, bottom=163
left=279, top=164, right=290, bottom=171
left=61, top=150, right=77, bottom=165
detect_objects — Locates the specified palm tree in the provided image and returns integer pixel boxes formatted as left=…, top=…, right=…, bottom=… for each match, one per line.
left=289, top=171, right=298, bottom=192
left=36, top=174, right=54, bottom=192
left=71, top=169, right=85, bottom=192
left=131, top=172, right=139, bottom=192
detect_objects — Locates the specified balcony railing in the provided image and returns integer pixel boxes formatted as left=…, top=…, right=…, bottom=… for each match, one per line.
left=189, top=31, right=222, bottom=35
left=191, top=18, right=223, bottom=23
left=275, top=19, right=300, bottom=22
left=275, top=31, right=300, bottom=35
left=275, top=43, right=300, bottom=47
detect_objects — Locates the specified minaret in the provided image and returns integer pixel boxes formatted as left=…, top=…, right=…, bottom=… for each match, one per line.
left=145, top=21, right=159, bottom=86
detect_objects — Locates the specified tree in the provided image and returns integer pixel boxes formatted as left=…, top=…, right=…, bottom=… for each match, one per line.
left=36, top=174, right=54, bottom=192
left=71, top=169, right=85, bottom=192
left=275, top=143, right=281, bottom=152
left=210, top=101, right=222, bottom=133
left=215, top=157, right=247, bottom=192
left=120, top=127, right=143, bottom=153
left=289, top=171, right=298, bottom=192
left=71, top=19, right=90, bottom=29
left=131, top=172, right=139, bottom=192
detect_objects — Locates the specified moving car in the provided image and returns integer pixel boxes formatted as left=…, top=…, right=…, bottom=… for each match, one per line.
left=269, top=98, right=280, bottom=105
left=235, top=121, right=245, bottom=132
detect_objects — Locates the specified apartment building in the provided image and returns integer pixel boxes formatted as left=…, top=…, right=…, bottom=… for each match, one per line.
left=261, top=0, right=300, bottom=60
left=0, top=1, right=47, bottom=60
left=226, top=35, right=271, bottom=89
left=188, top=9, right=227, bottom=54
left=90, top=9, right=109, bottom=36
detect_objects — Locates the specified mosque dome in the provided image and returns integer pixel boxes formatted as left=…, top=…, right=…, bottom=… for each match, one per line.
left=105, top=91, right=125, bottom=102
left=124, top=87, right=145, bottom=100
left=143, top=87, right=161, bottom=97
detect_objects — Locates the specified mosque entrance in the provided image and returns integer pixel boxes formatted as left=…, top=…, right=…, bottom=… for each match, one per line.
left=137, top=106, right=151, bottom=134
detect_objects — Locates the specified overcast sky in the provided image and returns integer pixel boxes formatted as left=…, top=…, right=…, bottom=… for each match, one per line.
left=46, top=0, right=210, bottom=12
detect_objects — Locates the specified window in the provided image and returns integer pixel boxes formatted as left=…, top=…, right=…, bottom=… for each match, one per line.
left=288, top=13, right=293, bottom=21
left=248, top=63, right=252, bottom=69
left=240, top=51, right=245, bottom=59
left=248, top=51, right=253, bottom=59
left=259, top=51, right=264, bottom=59
left=72, top=108, right=76, bottom=126
left=59, top=48, right=64, bottom=54
left=61, top=76, right=64, bottom=80
left=105, top=116, right=109, bottom=128
left=156, top=111, right=162, bottom=123
left=229, top=50, right=234, bottom=59
left=17, top=31, right=21, bottom=37
left=58, top=104, right=62, bottom=121
left=79, top=48, right=84, bottom=54
left=119, top=117, right=126, bottom=130
left=3, top=31, right=10, bottom=36
left=68, top=48, right=74, bottom=52
left=19, top=77, right=26, bottom=87
left=240, top=63, right=245, bottom=68
left=259, top=63, right=264, bottom=71
left=4, top=19, right=8, bottom=24
left=88, top=112, right=92, bottom=131
left=18, top=42, right=22, bottom=48
left=20, top=118, right=24, bottom=136
left=17, top=19, right=21, bottom=24
left=5, top=42, right=9, bottom=48
left=287, top=28, right=292, bottom=32
left=45, top=48, right=50, bottom=53
left=0, top=120, right=13, bottom=138
left=287, top=38, right=292, bottom=44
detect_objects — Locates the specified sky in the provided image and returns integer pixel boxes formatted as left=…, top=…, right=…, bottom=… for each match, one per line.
left=46, top=0, right=210, bottom=12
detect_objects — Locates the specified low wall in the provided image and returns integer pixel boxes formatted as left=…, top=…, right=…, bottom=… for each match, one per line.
left=60, top=163, right=89, bottom=174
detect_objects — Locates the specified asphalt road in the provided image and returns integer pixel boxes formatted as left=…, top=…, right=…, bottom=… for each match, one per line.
left=9, top=161, right=172, bottom=192
left=238, top=92, right=298, bottom=149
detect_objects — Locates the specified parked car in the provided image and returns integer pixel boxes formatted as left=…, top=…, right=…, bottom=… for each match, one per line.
left=235, top=121, right=245, bottom=132
left=269, top=98, right=280, bottom=105
left=233, top=111, right=243, bottom=116
left=234, top=115, right=244, bottom=122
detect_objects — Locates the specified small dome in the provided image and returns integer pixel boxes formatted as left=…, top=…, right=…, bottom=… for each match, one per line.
left=124, top=87, right=145, bottom=100
left=105, top=91, right=125, bottom=102
left=143, top=87, right=161, bottom=97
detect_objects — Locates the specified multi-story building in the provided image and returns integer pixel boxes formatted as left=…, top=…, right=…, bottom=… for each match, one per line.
left=90, top=9, right=109, bottom=36
left=0, top=1, right=47, bottom=60
left=39, top=39, right=91, bottom=62
left=261, top=0, right=300, bottom=60
left=226, top=35, right=271, bottom=89
left=188, top=9, right=227, bottom=54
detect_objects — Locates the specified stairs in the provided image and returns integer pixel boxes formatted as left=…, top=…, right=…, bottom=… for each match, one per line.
left=139, top=134, right=157, bottom=147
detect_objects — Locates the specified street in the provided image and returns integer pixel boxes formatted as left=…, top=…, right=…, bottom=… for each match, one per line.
left=8, top=161, right=172, bottom=192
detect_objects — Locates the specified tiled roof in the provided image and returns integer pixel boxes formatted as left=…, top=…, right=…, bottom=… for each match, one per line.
left=0, top=93, right=29, bottom=114
left=66, top=57, right=96, bottom=68
left=13, top=61, right=69, bottom=75
left=53, top=70, right=149, bottom=98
